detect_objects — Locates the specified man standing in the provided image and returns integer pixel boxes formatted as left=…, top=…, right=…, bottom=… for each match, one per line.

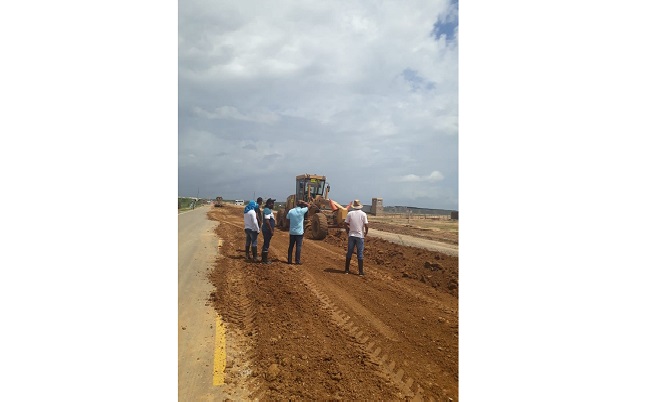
left=244, top=200, right=261, bottom=262
left=255, top=197, right=264, bottom=230
left=261, top=198, right=276, bottom=264
left=344, top=199, right=369, bottom=276
left=286, top=200, right=310, bottom=265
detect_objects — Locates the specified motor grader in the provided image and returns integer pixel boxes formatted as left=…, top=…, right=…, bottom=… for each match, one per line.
left=276, top=174, right=349, bottom=240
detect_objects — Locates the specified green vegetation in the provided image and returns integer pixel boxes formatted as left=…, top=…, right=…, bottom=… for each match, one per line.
left=178, top=198, right=194, bottom=210
left=178, top=197, right=210, bottom=210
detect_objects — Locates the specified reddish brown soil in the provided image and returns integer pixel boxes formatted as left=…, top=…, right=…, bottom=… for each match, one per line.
left=371, top=221, right=459, bottom=245
left=206, top=205, right=459, bottom=401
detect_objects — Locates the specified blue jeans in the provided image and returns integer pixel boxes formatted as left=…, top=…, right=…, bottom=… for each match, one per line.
left=346, top=236, right=365, bottom=260
left=245, top=229, right=259, bottom=249
left=288, top=234, right=304, bottom=263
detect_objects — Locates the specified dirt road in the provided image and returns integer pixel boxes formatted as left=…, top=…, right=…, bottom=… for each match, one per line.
left=368, top=229, right=458, bottom=257
left=190, top=205, right=459, bottom=400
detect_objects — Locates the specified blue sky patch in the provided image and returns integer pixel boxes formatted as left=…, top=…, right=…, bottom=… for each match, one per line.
left=431, top=0, right=458, bottom=41
left=402, top=68, right=436, bottom=92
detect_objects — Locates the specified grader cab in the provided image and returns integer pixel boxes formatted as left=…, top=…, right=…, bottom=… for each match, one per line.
left=276, top=174, right=349, bottom=240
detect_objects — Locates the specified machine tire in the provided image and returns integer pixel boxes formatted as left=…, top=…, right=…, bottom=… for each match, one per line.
left=311, top=212, right=328, bottom=240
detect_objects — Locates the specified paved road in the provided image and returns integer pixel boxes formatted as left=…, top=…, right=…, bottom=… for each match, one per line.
left=178, top=206, right=222, bottom=401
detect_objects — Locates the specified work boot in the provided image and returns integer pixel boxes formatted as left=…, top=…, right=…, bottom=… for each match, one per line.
left=345, top=258, right=351, bottom=274
left=358, top=259, right=364, bottom=276
left=262, top=250, right=270, bottom=264
left=245, top=247, right=250, bottom=261
left=252, top=246, right=260, bottom=262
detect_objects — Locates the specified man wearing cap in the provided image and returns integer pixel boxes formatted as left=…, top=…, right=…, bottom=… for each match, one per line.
left=261, top=198, right=276, bottom=264
left=344, top=199, right=369, bottom=276
left=286, top=199, right=310, bottom=265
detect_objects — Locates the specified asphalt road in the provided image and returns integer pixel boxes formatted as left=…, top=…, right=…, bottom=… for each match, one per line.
left=178, top=206, right=224, bottom=401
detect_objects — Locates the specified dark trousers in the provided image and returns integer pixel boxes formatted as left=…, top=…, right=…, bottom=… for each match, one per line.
left=262, top=229, right=273, bottom=252
left=288, top=234, right=304, bottom=263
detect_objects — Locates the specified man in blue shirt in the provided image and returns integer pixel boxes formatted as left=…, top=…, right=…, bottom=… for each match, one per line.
left=286, top=200, right=310, bottom=265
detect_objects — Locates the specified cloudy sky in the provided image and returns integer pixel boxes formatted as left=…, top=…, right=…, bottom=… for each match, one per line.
left=179, top=0, right=458, bottom=210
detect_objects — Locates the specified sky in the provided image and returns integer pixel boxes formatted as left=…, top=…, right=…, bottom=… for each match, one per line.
left=179, top=0, right=459, bottom=210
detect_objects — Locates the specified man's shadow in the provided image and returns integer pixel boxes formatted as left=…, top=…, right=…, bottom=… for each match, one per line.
left=324, top=267, right=347, bottom=275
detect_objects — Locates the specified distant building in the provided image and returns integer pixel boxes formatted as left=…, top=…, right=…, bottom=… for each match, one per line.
left=234, top=199, right=244, bottom=206
left=371, top=198, right=383, bottom=215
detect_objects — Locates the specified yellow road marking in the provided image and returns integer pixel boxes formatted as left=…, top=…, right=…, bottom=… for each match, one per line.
left=213, top=314, right=226, bottom=385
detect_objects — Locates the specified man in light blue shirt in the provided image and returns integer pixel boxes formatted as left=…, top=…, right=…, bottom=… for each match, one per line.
left=286, top=200, right=310, bottom=264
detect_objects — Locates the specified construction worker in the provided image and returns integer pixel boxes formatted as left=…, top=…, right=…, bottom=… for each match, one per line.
left=344, top=199, right=369, bottom=276
left=255, top=197, right=264, bottom=229
left=243, top=200, right=261, bottom=262
left=261, top=198, right=276, bottom=264
left=286, top=199, right=310, bottom=265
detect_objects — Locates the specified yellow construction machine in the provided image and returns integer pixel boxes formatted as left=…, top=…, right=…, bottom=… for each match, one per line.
left=276, top=174, right=350, bottom=240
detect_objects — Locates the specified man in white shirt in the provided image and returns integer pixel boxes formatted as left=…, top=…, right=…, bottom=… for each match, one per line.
left=344, top=199, right=369, bottom=276
left=243, top=200, right=261, bottom=262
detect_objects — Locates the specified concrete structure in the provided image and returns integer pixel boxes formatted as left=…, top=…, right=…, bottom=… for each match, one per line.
left=371, top=198, right=383, bottom=215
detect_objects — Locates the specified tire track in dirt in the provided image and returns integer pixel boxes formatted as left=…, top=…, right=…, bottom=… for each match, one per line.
left=218, top=217, right=455, bottom=318
left=211, top=217, right=406, bottom=399
left=208, top=227, right=261, bottom=400
left=296, top=260, right=452, bottom=399
left=205, top=206, right=458, bottom=401
left=300, top=275, right=426, bottom=399
left=213, top=221, right=390, bottom=400
left=300, top=237, right=458, bottom=400
left=269, top=239, right=454, bottom=400
left=306, top=239, right=457, bottom=317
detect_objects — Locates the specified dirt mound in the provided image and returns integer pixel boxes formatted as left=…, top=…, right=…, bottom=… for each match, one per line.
left=323, top=230, right=459, bottom=298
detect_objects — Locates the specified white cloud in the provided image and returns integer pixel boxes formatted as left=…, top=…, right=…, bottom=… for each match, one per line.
left=192, top=106, right=280, bottom=124
left=179, top=0, right=458, bottom=208
left=393, top=171, right=445, bottom=183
